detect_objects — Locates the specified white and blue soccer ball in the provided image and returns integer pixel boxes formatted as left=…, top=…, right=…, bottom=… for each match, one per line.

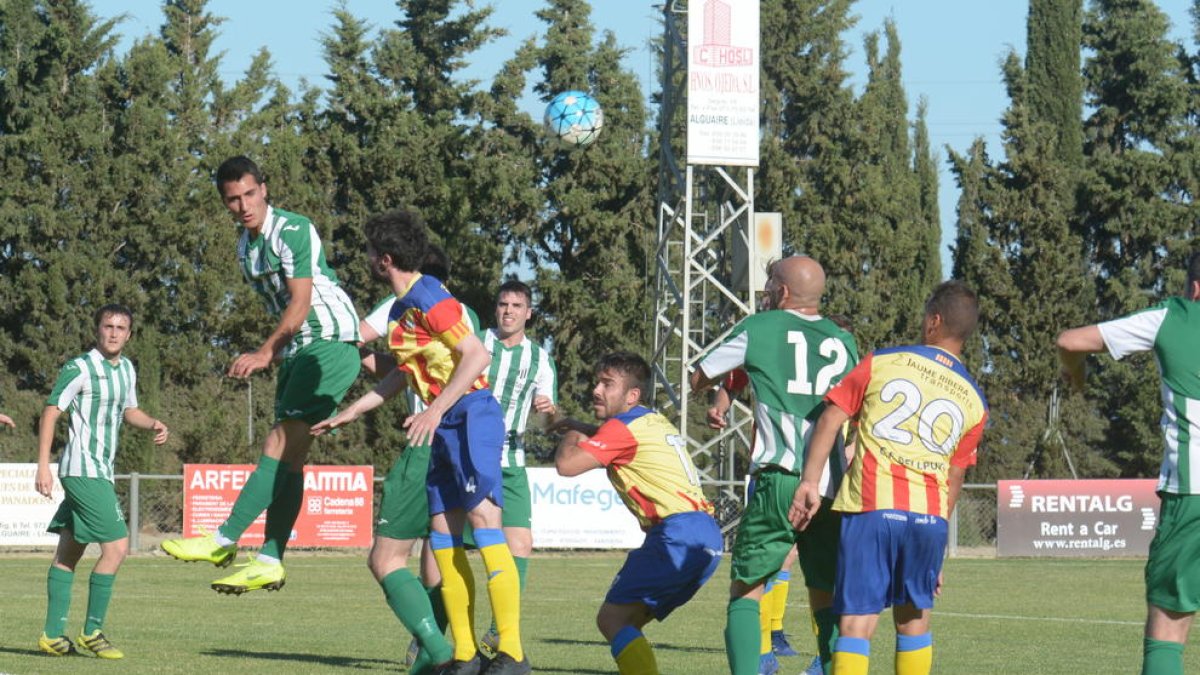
left=544, top=90, right=604, bottom=148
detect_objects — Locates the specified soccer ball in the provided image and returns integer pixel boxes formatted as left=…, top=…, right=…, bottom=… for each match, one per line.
left=544, top=90, right=604, bottom=148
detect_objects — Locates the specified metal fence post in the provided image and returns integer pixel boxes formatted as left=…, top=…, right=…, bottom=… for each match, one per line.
left=948, top=503, right=959, bottom=558
left=130, top=472, right=140, bottom=551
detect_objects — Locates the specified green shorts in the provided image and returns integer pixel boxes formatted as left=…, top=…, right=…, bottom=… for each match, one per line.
left=730, top=470, right=839, bottom=592
left=375, top=444, right=433, bottom=541
left=1146, top=492, right=1200, bottom=612
left=275, top=340, right=361, bottom=425
left=462, top=466, right=533, bottom=548
left=47, top=477, right=128, bottom=544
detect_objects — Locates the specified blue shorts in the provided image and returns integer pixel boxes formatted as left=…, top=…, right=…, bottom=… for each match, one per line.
left=834, top=510, right=947, bottom=615
left=427, top=389, right=506, bottom=515
left=606, top=511, right=723, bottom=620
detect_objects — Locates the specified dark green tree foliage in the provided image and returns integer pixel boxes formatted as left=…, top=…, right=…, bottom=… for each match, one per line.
left=949, top=9, right=1108, bottom=480
left=520, top=0, right=655, bottom=415
left=833, top=21, right=929, bottom=348
left=1079, top=0, right=1194, bottom=476
left=757, top=6, right=936, bottom=352
left=1028, top=0, right=1084, bottom=168
left=756, top=0, right=856, bottom=283
left=913, top=98, right=942, bottom=287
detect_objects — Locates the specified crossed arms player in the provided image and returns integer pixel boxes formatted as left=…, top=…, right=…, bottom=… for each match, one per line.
left=1057, top=252, right=1200, bottom=675
left=554, top=351, right=722, bottom=675
left=791, top=281, right=987, bottom=675
left=313, top=209, right=528, bottom=675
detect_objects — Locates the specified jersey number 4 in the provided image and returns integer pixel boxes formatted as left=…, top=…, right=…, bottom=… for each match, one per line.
left=786, top=331, right=849, bottom=396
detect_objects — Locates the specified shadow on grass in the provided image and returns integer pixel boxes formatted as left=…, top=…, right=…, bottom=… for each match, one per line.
left=203, top=648, right=399, bottom=669
left=539, top=637, right=724, bottom=654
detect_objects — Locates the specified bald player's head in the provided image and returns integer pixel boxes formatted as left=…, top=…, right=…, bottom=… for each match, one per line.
left=766, top=255, right=825, bottom=310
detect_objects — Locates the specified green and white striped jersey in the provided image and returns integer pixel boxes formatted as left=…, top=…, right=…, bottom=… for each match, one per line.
left=697, top=310, right=859, bottom=496
left=238, top=205, right=360, bottom=356
left=46, top=349, right=139, bottom=482
left=481, top=329, right=558, bottom=468
left=362, top=294, right=480, bottom=418
left=1099, top=297, right=1200, bottom=494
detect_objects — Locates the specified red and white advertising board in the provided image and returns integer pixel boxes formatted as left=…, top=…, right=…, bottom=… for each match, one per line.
left=996, top=479, right=1159, bottom=557
left=0, top=463, right=65, bottom=546
left=183, top=464, right=373, bottom=547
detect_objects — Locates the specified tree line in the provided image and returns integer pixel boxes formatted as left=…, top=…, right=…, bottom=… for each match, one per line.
left=0, top=0, right=1192, bottom=486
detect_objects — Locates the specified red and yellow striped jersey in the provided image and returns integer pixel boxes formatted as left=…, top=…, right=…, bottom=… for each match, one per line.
left=387, top=273, right=489, bottom=405
left=581, top=406, right=714, bottom=530
left=828, top=345, right=987, bottom=518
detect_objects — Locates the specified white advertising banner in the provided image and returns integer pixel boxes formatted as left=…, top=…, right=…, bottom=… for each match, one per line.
left=528, top=467, right=644, bottom=549
left=687, top=0, right=760, bottom=166
left=0, top=463, right=64, bottom=546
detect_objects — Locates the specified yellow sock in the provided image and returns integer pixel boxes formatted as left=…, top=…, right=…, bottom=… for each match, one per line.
left=895, top=634, right=933, bottom=675
left=759, top=586, right=773, bottom=655
left=431, top=541, right=477, bottom=661
left=613, top=627, right=658, bottom=675
left=833, top=636, right=870, bottom=675
left=478, top=534, right=523, bottom=662
left=770, top=576, right=790, bottom=632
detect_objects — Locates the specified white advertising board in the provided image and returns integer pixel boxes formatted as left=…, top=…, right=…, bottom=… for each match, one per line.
left=528, top=467, right=644, bottom=549
left=687, top=0, right=760, bottom=166
left=0, top=463, right=64, bottom=546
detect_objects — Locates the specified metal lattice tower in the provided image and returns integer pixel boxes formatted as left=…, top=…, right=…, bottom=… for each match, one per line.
left=651, top=1, right=758, bottom=515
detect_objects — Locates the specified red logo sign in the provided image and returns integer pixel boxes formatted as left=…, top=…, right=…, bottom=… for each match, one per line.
left=692, top=0, right=755, bottom=67
left=183, top=464, right=374, bottom=547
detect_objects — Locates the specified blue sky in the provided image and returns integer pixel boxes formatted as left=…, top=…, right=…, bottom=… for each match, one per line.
left=97, top=1, right=1196, bottom=272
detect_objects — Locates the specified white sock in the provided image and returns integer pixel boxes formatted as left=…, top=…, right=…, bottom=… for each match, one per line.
left=256, top=553, right=280, bottom=565
left=213, top=531, right=235, bottom=548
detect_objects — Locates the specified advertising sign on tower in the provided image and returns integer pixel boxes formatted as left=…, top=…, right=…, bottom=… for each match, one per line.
left=687, top=0, right=760, bottom=166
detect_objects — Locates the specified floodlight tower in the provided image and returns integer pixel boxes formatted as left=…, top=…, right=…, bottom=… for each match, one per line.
left=651, top=1, right=771, bottom=522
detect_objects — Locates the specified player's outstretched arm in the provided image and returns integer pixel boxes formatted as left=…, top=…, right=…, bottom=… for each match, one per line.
left=35, top=406, right=63, bottom=498
left=312, top=368, right=406, bottom=436
left=1055, top=325, right=1104, bottom=392
left=123, top=408, right=169, bottom=445
left=789, top=404, right=850, bottom=530
left=0, top=412, right=13, bottom=428
left=555, top=429, right=604, bottom=477
left=230, top=276, right=313, bottom=379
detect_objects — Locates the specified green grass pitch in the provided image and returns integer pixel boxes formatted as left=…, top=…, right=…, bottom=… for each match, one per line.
left=0, top=552, right=1194, bottom=673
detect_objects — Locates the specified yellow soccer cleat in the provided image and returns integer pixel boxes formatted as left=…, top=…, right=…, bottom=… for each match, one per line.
left=38, top=633, right=77, bottom=657
left=75, top=630, right=124, bottom=659
left=211, top=558, right=286, bottom=595
left=161, top=528, right=236, bottom=567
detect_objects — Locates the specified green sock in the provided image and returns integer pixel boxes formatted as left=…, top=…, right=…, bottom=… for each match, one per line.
left=515, top=556, right=528, bottom=592
left=1143, top=637, right=1184, bottom=675
left=261, top=469, right=304, bottom=560
left=43, top=567, right=74, bottom=637
left=381, top=569, right=453, bottom=665
left=426, top=584, right=449, bottom=634
left=725, top=597, right=761, bottom=675
left=815, top=606, right=839, bottom=673
left=84, top=572, right=116, bottom=634
left=219, top=455, right=281, bottom=542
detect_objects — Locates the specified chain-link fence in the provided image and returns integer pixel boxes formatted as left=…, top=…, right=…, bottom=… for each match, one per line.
left=705, top=479, right=998, bottom=558
left=111, top=474, right=1000, bottom=555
